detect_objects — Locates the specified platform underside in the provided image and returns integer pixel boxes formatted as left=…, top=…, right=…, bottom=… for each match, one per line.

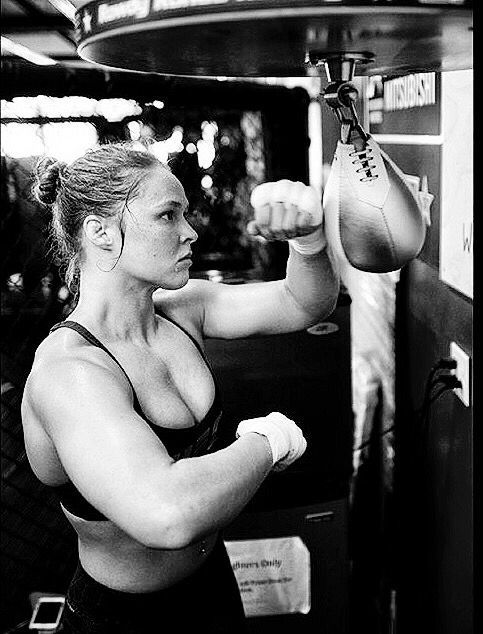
left=76, top=4, right=473, bottom=78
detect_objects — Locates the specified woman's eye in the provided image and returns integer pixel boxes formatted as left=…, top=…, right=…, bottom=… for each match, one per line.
left=162, top=210, right=175, bottom=221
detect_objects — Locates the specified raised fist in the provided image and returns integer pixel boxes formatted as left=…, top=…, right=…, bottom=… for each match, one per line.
left=248, top=180, right=323, bottom=242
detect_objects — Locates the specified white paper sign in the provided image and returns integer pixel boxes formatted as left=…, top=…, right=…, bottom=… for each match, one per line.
left=440, top=70, right=473, bottom=299
left=224, top=536, right=311, bottom=617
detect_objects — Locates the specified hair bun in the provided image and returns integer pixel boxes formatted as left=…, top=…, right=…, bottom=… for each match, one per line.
left=33, top=157, right=68, bottom=206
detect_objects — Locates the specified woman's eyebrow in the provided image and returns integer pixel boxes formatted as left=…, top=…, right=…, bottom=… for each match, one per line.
left=157, top=200, right=188, bottom=210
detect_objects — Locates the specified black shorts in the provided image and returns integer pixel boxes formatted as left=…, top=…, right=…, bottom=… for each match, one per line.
left=62, top=538, right=246, bottom=633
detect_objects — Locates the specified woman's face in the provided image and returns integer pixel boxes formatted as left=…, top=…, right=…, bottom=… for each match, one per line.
left=120, top=166, right=198, bottom=290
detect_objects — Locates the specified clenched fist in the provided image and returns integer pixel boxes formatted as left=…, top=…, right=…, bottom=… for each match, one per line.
left=236, top=411, right=307, bottom=472
left=248, top=179, right=323, bottom=242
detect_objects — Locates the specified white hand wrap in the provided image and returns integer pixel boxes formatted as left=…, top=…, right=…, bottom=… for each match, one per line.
left=236, top=411, right=307, bottom=472
left=288, top=226, right=327, bottom=255
left=286, top=182, right=325, bottom=254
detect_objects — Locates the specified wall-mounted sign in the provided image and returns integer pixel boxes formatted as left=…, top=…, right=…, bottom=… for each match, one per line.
left=368, top=73, right=441, bottom=135
left=439, top=70, right=473, bottom=299
left=224, top=536, right=311, bottom=617
left=384, top=73, right=437, bottom=113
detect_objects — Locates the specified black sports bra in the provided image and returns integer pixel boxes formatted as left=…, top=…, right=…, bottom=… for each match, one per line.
left=49, top=318, right=222, bottom=521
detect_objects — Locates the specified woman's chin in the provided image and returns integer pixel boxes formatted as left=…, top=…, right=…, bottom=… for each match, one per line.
left=158, top=274, right=190, bottom=291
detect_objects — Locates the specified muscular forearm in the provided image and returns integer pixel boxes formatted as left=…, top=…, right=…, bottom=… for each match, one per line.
left=283, top=243, right=340, bottom=323
left=248, top=179, right=340, bottom=325
left=154, top=434, right=273, bottom=547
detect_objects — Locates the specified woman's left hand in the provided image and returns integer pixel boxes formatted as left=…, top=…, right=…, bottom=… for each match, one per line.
left=247, top=179, right=323, bottom=241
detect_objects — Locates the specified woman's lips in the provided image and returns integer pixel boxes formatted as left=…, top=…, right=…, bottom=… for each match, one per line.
left=177, top=253, right=193, bottom=266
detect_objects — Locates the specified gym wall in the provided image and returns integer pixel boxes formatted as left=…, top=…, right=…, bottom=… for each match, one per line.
left=380, top=72, right=473, bottom=634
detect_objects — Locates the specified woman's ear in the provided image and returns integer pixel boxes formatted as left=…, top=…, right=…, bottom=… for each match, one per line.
left=83, top=215, right=114, bottom=250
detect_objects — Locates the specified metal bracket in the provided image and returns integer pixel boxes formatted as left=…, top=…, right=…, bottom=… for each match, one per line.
left=307, top=52, right=373, bottom=147
left=322, top=80, right=369, bottom=145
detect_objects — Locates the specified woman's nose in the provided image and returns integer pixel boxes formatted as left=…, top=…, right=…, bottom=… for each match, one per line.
left=180, top=216, right=198, bottom=243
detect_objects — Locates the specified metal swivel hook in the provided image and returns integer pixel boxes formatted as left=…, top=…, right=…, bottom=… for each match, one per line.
left=307, top=52, right=373, bottom=150
left=322, top=80, right=369, bottom=148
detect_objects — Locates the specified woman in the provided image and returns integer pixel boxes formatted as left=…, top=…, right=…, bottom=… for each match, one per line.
left=21, top=144, right=339, bottom=633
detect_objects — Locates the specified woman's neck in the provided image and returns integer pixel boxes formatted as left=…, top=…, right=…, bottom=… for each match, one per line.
left=68, top=272, right=159, bottom=344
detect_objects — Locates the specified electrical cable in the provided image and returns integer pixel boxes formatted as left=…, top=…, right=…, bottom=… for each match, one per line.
left=416, top=359, right=458, bottom=429
left=429, top=377, right=462, bottom=405
left=419, top=372, right=461, bottom=439
left=417, top=357, right=457, bottom=417
left=353, top=358, right=460, bottom=454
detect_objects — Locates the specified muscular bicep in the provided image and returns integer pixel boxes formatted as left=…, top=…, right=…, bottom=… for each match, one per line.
left=202, top=280, right=310, bottom=338
left=29, top=358, right=178, bottom=542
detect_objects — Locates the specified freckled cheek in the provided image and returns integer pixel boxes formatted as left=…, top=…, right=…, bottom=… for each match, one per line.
left=148, top=239, right=178, bottom=263
left=130, top=226, right=178, bottom=262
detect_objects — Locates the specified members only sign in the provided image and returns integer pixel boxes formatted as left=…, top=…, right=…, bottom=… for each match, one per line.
left=224, top=536, right=311, bottom=617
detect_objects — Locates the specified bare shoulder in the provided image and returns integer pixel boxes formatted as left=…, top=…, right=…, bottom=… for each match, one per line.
left=24, top=329, right=132, bottom=425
